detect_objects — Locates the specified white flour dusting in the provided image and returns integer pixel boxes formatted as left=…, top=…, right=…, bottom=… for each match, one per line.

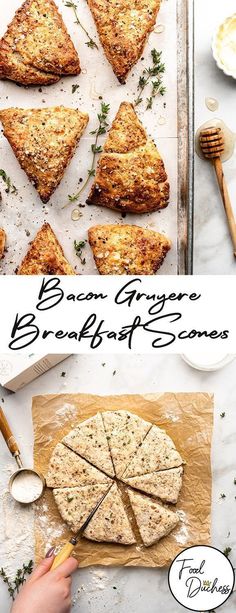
left=55, top=403, right=78, bottom=423
left=175, top=509, right=189, bottom=545
left=11, top=471, right=43, bottom=503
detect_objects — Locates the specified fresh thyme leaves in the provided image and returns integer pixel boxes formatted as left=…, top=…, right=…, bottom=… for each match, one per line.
left=0, top=561, right=33, bottom=601
left=134, top=49, right=166, bottom=110
left=0, top=169, right=17, bottom=194
left=223, top=547, right=232, bottom=558
left=65, top=2, right=98, bottom=49
left=74, top=239, right=86, bottom=265
left=72, top=83, right=80, bottom=94
left=220, top=493, right=226, bottom=499
left=220, top=412, right=225, bottom=418
left=67, top=102, right=110, bottom=204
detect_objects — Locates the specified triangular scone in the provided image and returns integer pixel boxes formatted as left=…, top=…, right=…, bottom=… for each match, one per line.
left=0, top=229, right=6, bottom=259
left=123, top=426, right=183, bottom=479
left=0, top=0, right=81, bottom=85
left=123, top=467, right=183, bottom=504
left=0, top=106, right=88, bottom=203
left=87, top=102, right=169, bottom=213
left=84, top=483, right=136, bottom=544
left=46, top=443, right=112, bottom=488
left=63, top=414, right=115, bottom=478
left=17, top=223, right=75, bottom=275
left=87, top=1, right=161, bottom=83
left=88, top=224, right=171, bottom=275
left=102, top=411, right=151, bottom=478
left=127, top=489, right=179, bottom=546
left=53, top=484, right=111, bottom=533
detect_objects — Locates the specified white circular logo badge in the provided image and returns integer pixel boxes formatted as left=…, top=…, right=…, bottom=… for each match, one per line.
left=168, top=545, right=235, bottom=611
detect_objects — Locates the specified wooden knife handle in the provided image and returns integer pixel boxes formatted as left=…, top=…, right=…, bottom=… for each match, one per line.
left=214, top=157, right=236, bottom=257
left=51, top=542, right=75, bottom=571
left=0, top=407, right=20, bottom=456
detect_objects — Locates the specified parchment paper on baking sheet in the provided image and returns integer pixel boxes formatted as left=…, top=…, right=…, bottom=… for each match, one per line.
left=33, top=392, right=213, bottom=568
left=0, top=0, right=178, bottom=274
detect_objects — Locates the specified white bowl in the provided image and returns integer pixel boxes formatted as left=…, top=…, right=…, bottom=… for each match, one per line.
left=212, top=14, right=236, bottom=80
left=181, top=354, right=235, bottom=372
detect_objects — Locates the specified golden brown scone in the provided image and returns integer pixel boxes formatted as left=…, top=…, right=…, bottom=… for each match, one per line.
left=17, top=223, right=75, bottom=275
left=87, top=102, right=169, bottom=214
left=0, top=228, right=6, bottom=259
left=0, top=106, right=89, bottom=203
left=87, top=0, right=161, bottom=83
left=0, top=0, right=81, bottom=85
left=88, top=224, right=171, bottom=275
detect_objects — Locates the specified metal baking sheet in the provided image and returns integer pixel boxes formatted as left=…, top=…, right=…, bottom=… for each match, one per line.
left=0, top=0, right=193, bottom=275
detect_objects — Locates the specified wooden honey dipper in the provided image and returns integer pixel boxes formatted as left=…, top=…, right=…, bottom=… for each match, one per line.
left=199, top=126, right=236, bottom=257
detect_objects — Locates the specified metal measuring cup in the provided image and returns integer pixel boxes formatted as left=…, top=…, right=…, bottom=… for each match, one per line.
left=0, top=407, right=45, bottom=504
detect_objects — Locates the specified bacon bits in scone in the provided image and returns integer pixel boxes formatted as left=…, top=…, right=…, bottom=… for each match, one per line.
left=0, top=0, right=81, bottom=85
left=87, top=0, right=161, bottom=83
left=88, top=224, right=171, bottom=275
left=0, top=106, right=89, bottom=203
left=17, top=223, right=75, bottom=275
left=87, top=102, right=169, bottom=214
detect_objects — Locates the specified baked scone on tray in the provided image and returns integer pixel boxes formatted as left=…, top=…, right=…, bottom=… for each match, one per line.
left=0, top=106, right=89, bottom=203
left=102, top=410, right=151, bottom=478
left=88, top=224, right=171, bottom=275
left=127, top=489, right=179, bottom=547
left=53, top=484, right=111, bottom=534
left=83, top=483, right=136, bottom=545
left=0, top=0, right=81, bottom=85
left=17, top=223, right=75, bottom=275
left=87, top=0, right=161, bottom=83
left=46, top=442, right=112, bottom=488
left=87, top=102, right=169, bottom=214
left=63, top=413, right=115, bottom=478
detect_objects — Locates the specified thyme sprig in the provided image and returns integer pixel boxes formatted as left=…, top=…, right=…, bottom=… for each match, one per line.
left=65, top=1, right=98, bottom=49
left=67, top=102, right=110, bottom=205
left=0, top=169, right=17, bottom=194
left=0, top=561, right=33, bottom=601
left=74, top=239, right=86, bottom=265
left=134, top=49, right=166, bottom=110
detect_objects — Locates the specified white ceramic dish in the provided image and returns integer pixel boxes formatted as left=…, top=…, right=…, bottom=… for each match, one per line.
left=181, top=354, right=235, bottom=372
left=212, top=14, right=236, bottom=80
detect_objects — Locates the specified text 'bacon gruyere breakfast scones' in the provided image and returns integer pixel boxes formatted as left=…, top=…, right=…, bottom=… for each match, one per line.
left=17, top=223, right=75, bottom=275
left=88, top=224, right=171, bottom=275
left=87, top=102, right=169, bottom=214
left=0, top=106, right=89, bottom=203
left=47, top=410, right=184, bottom=547
left=0, top=0, right=81, bottom=85
left=87, top=0, right=161, bottom=83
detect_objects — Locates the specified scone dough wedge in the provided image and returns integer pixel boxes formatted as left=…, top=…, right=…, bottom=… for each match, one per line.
left=0, top=106, right=89, bottom=203
left=46, top=443, right=112, bottom=488
left=17, top=223, right=75, bottom=275
left=0, top=229, right=6, bottom=259
left=53, top=484, right=111, bottom=533
left=123, top=467, right=183, bottom=504
left=84, top=483, right=136, bottom=544
left=63, top=413, right=115, bottom=478
left=127, top=489, right=179, bottom=546
left=87, top=1, right=161, bottom=83
left=88, top=224, right=171, bottom=275
left=123, top=425, right=183, bottom=479
left=0, top=0, right=81, bottom=85
left=87, top=102, right=169, bottom=214
left=102, top=410, right=151, bottom=478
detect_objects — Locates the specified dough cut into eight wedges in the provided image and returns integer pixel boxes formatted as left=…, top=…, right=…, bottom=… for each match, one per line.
left=46, top=411, right=184, bottom=547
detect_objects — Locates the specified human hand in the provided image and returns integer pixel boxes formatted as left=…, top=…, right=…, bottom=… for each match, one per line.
left=11, top=549, right=78, bottom=613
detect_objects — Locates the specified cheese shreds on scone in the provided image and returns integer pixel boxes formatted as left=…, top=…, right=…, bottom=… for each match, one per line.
left=63, top=413, right=115, bottom=478
left=127, top=489, right=179, bottom=546
left=123, top=425, right=184, bottom=479
left=46, top=443, right=112, bottom=488
left=53, top=484, right=111, bottom=533
left=0, top=229, right=6, bottom=259
left=87, top=102, right=169, bottom=214
left=0, top=106, right=89, bottom=203
left=87, top=1, right=161, bottom=83
left=83, top=483, right=136, bottom=544
left=88, top=224, right=171, bottom=275
left=123, top=467, right=183, bottom=504
left=102, top=411, right=151, bottom=478
left=0, top=0, right=81, bottom=85
left=17, top=223, right=75, bottom=275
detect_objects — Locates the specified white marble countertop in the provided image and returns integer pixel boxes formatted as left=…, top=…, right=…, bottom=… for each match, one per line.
left=194, top=0, right=236, bottom=274
left=0, top=353, right=236, bottom=612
